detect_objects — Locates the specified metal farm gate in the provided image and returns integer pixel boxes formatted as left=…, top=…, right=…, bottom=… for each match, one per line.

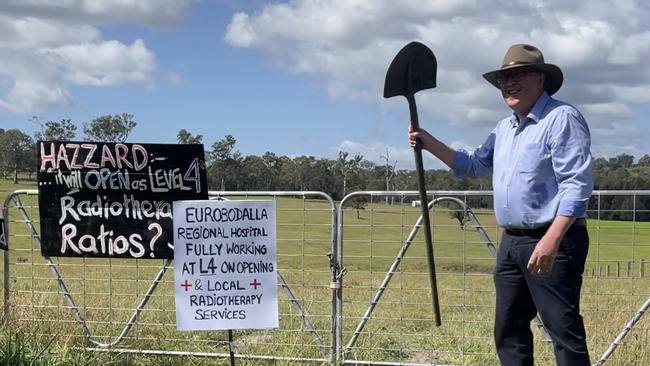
left=1, top=189, right=649, bottom=365
left=2, top=190, right=338, bottom=363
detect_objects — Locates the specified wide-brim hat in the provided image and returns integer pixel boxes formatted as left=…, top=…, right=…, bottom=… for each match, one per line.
left=482, top=44, right=563, bottom=95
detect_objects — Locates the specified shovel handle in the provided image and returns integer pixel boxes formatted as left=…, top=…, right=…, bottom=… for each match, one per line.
left=407, top=93, right=442, bottom=326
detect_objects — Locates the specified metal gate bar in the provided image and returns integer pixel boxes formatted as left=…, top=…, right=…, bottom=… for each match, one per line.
left=278, top=270, right=328, bottom=355
left=593, top=296, right=650, bottom=365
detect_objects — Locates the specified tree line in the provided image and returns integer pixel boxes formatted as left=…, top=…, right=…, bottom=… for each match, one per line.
left=1, top=116, right=649, bottom=219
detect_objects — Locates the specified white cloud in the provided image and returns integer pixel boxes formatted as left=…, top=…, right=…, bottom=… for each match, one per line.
left=167, top=70, right=184, bottom=86
left=0, top=0, right=190, bottom=26
left=582, top=102, right=634, bottom=118
left=0, top=80, right=73, bottom=114
left=45, top=39, right=156, bottom=86
left=608, top=31, right=650, bottom=65
left=590, top=122, right=648, bottom=159
left=613, top=85, right=650, bottom=103
left=327, top=80, right=371, bottom=103
left=225, top=0, right=650, bottom=158
left=0, top=1, right=189, bottom=115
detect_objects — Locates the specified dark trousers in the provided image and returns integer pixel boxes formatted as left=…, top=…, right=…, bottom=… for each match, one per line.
left=494, top=224, right=590, bottom=366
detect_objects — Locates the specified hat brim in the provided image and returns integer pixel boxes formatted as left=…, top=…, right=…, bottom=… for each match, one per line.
left=482, top=63, right=563, bottom=95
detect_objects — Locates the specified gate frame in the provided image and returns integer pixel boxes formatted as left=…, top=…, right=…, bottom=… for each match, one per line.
left=3, top=189, right=337, bottom=363
left=336, top=190, right=650, bottom=366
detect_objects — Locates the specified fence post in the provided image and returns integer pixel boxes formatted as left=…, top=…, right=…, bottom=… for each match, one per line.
left=641, top=259, right=646, bottom=278
left=627, top=261, right=632, bottom=277
left=2, top=205, right=9, bottom=324
left=616, top=262, right=620, bottom=277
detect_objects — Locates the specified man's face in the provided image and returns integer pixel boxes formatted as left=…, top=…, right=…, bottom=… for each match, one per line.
left=497, top=67, right=545, bottom=118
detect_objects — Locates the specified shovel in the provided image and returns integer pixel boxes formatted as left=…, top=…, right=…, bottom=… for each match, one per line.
left=383, top=41, right=441, bottom=326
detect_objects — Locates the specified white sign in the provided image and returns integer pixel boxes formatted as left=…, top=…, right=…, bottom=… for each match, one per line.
left=173, top=200, right=278, bottom=331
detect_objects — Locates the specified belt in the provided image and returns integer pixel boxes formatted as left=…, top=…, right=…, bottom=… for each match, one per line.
left=505, top=218, right=586, bottom=237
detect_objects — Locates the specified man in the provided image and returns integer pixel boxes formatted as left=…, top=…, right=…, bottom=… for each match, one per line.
left=408, top=44, right=592, bottom=365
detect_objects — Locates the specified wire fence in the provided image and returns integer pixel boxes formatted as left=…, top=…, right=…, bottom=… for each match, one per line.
left=1, top=189, right=649, bottom=365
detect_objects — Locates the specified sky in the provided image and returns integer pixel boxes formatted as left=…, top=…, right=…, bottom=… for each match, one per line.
left=1, top=0, right=649, bottom=170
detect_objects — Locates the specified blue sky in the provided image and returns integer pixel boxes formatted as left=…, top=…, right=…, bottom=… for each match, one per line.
left=1, top=1, right=649, bottom=170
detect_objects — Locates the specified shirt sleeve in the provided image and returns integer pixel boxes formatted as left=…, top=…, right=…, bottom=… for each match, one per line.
left=549, top=107, right=594, bottom=217
left=452, top=132, right=495, bottom=180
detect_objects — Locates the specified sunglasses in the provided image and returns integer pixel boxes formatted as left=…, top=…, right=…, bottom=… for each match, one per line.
left=496, top=68, right=539, bottom=85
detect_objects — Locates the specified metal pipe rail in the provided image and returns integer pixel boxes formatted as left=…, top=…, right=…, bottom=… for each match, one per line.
left=593, top=296, right=650, bottom=366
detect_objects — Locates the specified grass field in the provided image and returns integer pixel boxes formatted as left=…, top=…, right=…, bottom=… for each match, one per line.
left=0, top=179, right=649, bottom=365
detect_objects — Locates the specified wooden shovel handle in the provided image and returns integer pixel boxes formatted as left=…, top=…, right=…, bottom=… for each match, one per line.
left=407, top=93, right=442, bottom=326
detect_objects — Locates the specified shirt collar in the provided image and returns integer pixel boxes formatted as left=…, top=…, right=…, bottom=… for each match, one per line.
left=509, top=91, right=551, bottom=128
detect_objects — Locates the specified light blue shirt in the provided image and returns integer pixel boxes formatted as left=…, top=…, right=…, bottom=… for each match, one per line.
left=452, top=92, right=593, bottom=229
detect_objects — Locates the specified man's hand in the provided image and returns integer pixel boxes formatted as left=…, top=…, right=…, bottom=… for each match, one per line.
left=527, top=216, right=576, bottom=275
left=408, top=126, right=434, bottom=150
left=406, top=126, right=456, bottom=168
left=527, top=235, right=561, bottom=275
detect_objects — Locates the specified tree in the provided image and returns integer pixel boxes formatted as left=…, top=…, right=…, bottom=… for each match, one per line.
left=276, top=156, right=299, bottom=190
left=0, top=129, right=35, bottom=183
left=208, top=135, right=242, bottom=190
left=239, top=155, right=267, bottom=190
left=34, top=118, right=77, bottom=141
left=380, top=148, right=398, bottom=204
left=293, top=155, right=316, bottom=191
left=83, top=113, right=137, bottom=142
left=262, top=152, right=281, bottom=190
left=637, top=154, right=650, bottom=167
left=608, top=153, right=634, bottom=169
left=448, top=209, right=468, bottom=229
left=177, top=129, right=203, bottom=144
left=380, top=148, right=398, bottom=190
left=336, top=151, right=363, bottom=198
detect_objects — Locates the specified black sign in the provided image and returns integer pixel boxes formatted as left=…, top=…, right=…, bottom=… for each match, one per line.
left=37, top=141, right=208, bottom=259
left=0, top=217, right=6, bottom=251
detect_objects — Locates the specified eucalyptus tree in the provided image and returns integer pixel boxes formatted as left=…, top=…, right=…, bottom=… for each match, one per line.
left=83, top=113, right=136, bottom=142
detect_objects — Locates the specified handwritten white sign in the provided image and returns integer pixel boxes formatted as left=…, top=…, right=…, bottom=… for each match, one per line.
left=173, top=200, right=278, bottom=330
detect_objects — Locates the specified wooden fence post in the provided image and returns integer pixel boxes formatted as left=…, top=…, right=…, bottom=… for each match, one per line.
left=627, top=261, right=632, bottom=277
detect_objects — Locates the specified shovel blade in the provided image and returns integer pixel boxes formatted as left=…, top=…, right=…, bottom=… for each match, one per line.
left=383, top=41, right=437, bottom=98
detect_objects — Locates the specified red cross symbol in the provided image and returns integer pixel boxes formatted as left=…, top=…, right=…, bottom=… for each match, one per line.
left=250, top=279, right=262, bottom=289
left=181, top=280, right=192, bottom=292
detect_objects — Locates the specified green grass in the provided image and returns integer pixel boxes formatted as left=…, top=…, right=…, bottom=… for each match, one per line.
left=0, top=179, right=649, bottom=365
